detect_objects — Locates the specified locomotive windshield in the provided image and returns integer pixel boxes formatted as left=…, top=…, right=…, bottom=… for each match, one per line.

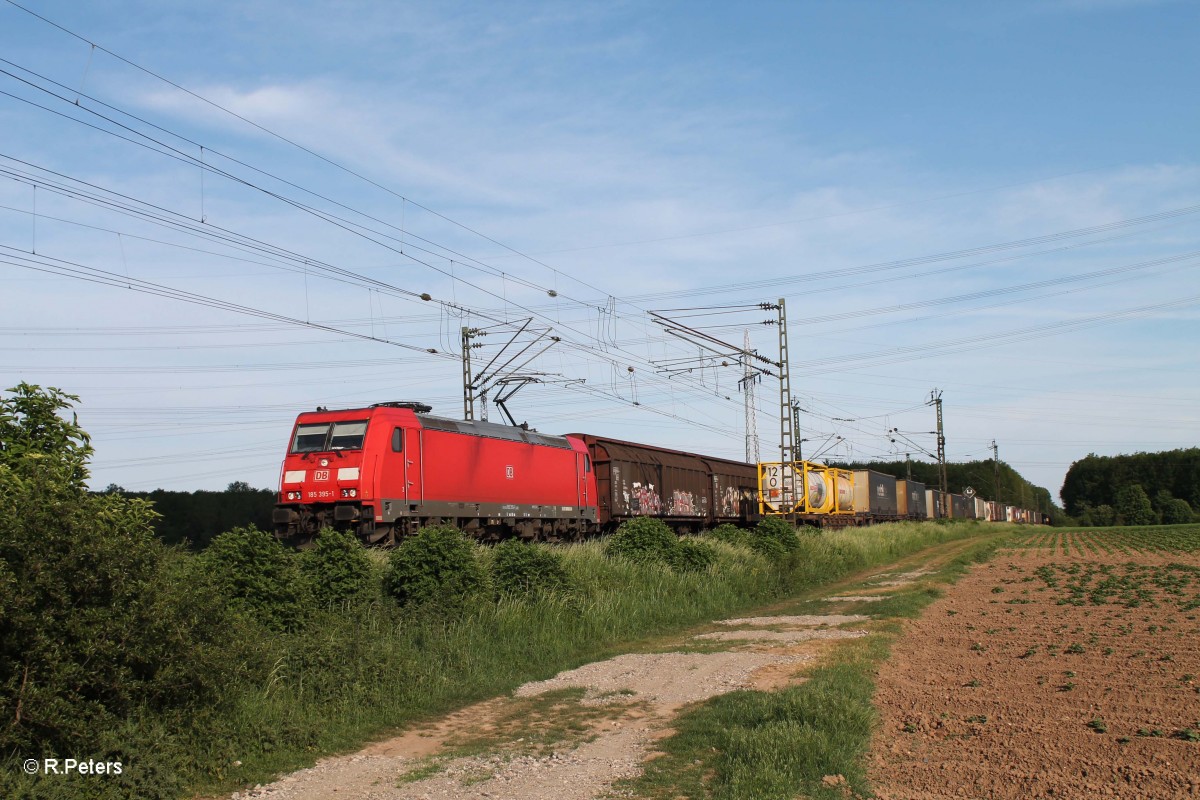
left=329, top=420, right=367, bottom=449
left=290, top=420, right=368, bottom=453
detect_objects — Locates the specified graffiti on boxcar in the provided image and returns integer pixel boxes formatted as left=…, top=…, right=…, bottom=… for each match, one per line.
left=669, top=489, right=697, bottom=515
left=718, top=484, right=740, bottom=516
left=627, top=481, right=661, bottom=515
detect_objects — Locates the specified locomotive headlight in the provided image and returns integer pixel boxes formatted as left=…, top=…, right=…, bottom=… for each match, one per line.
left=287, top=491, right=300, bottom=500
left=349, top=488, right=357, bottom=498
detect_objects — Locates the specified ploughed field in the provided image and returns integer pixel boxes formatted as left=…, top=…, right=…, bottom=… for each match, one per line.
left=871, top=526, right=1200, bottom=799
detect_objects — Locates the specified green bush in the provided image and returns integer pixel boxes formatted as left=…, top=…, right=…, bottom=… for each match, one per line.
left=706, top=521, right=790, bottom=559
left=491, top=539, right=571, bottom=598
left=1162, top=498, right=1195, bottom=526
left=383, top=524, right=486, bottom=607
left=0, top=382, right=91, bottom=486
left=670, top=537, right=717, bottom=572
left=1115, top=485, right=1156, bottom=526
left=751, top=535, right=790, bottom=560
left=199, top=526, right=304, bottom=631
left=299, top=528, right=374, bottom=607
left=714, top=516, right=804, bottom=560
left=606, top=517, right=678, bottom=566
left=1082, top=503, right=1116, bottom=527
left=708, top=523, right=751, bottom=547
left=755, top=516, right=802, bottom=552
left=0, top=384, right=238, bottom=775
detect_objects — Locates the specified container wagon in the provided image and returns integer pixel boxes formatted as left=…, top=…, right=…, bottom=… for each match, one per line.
left=896, top=479, right=927, bottom=519
left=852, top=469, right=899, bottom=521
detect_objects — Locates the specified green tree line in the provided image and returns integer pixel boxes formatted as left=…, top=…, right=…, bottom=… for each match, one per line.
left=100, top=483, right=276, bottom=549
left=1061, top=449, right=1200, bottom=526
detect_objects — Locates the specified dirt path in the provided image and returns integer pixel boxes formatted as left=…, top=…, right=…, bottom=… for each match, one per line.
left=228, top=623, right=857, bottom=800
left=870, top=548, right=1200, bottom=799
left=226, top=539, right=977, bottom=800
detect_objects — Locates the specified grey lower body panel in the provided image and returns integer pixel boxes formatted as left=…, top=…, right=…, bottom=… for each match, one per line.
left=376, top=498, right=598, bottom=525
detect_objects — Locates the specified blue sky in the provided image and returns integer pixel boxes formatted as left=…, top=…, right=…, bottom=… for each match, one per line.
left=2, top=0, right=1197, bottom=504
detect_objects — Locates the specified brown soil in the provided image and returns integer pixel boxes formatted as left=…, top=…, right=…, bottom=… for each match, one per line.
left=870, top=549, right=1200, bottom=800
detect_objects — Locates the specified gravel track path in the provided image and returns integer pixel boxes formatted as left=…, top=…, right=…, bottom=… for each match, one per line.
left=227, top=610, right=869, bottom=800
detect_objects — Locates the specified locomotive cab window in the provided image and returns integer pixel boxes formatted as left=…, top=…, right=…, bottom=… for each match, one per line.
left=392, top=427, right=404, bottom=452
left=329, top=420, right=367, bottom=450
left=289, top=420, right=369, bottom=453
left=291, top=423, right=330, bottom=453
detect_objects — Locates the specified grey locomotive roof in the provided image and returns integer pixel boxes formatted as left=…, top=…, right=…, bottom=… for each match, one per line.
left=417, top=414, right=573, bottom=450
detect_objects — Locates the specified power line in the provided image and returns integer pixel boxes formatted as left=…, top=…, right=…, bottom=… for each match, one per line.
left=794, top=249, right=1200, bottom=327
left=0, top=4, right=655, bottom=329
left=0, top=247, right=451, bottom=356
left=619, top=204, right=1200, bottom=304
left=788, top=290, right=1200, bottom=375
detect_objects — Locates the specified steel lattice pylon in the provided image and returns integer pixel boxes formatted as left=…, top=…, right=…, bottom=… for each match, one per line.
left=743, top=329, right=759, bottom=463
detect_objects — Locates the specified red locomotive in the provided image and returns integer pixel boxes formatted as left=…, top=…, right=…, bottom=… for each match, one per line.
left=273, top=402, right=759, bottom=544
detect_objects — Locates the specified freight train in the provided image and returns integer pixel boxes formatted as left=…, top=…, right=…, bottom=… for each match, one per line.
left=760, top=464, right=1046, bottom=527
left=272, top=402, right=1043, bottom=545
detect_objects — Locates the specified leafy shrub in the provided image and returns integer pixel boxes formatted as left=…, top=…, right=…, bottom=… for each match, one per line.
left=298, top=527, right=374, bottom=607
left=0, top=384, right=238, bottom=769
left=708, top=523, right=751, bottom=547
left=199, top=525, right=304, bottom=631
left=1115, top=485, right=1156, bottom=526
left=755, top=516, right=802, bottom=553
left=491, top=539, right=571, bottom=598
left=606, top=517, right=678, bottom=566
left=0, top=382, right=91, bottom=486
left=1162, top=498, right=1194, bottom=525
left=706, top=521, right=788, bottom=558
left=1084, top=504, right=1116, bottom=527
left=0, top=486, right=234, bottom=759
left=749, top=534, right=789, bottom=559
left=669, top=537, right=717, bottom=572
left=383, top=524, right=486, bottom=607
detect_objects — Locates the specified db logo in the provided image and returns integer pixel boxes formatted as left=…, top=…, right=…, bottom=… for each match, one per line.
left=505, top=466, right=514, bottom=480
left=314, top=470, right=330, bottom=481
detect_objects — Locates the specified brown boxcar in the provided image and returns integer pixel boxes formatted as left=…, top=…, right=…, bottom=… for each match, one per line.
left=570, top=434, right=756, bottom=528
